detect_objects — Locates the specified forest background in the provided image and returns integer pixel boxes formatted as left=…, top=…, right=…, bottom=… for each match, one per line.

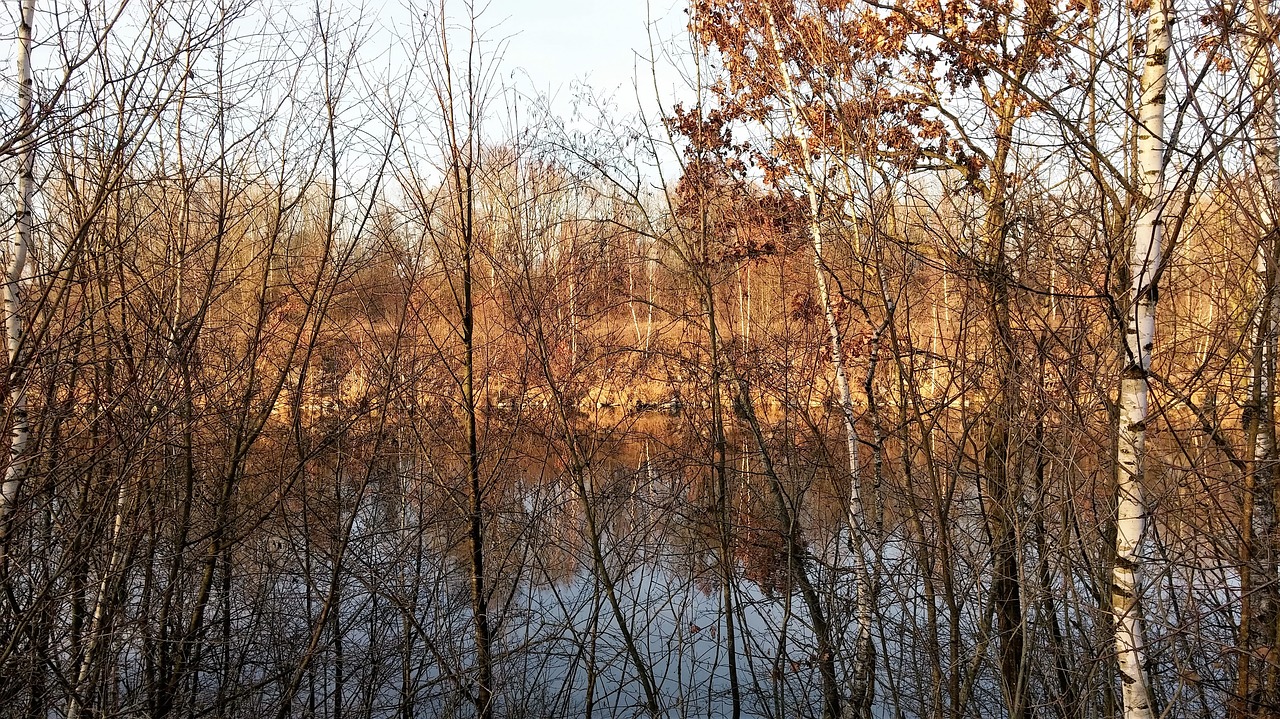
left=0, top=0, right=1270, bottom=718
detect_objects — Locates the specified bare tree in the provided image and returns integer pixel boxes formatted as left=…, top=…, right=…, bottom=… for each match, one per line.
left=0, top=0, right=34, bottom=564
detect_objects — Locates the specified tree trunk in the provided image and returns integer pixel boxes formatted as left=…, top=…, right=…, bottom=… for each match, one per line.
left=703, top=273, right=742, bottom=719
left=1241, top=0, right=1280, bottom=711
left=761, top=9, right=875, bottom=715
left=0, top=0, right=35, bottom=562
left=983, top=110, right=1028, bottom=719
left=461, top=163, right=494, bottom=719
left=730, top=369, right=843, bottom=719
left=1113, top=0, right=1169, bottom=715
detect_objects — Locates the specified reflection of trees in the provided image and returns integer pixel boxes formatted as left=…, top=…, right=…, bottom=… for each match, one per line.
left=5, top=0, right=1280, bottom=717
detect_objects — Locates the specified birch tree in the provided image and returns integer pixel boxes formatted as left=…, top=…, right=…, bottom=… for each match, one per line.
left=1113, top=0, right=1170, bottom=715
left=754, top=8, right=876, bottom=715
left=1238, top=0, right=1280, bottom=711
left=0, top=0, right=35, bottom=563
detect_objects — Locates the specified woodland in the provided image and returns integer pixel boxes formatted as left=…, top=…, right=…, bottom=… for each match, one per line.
left=0, top=0, right=1273, bottom=717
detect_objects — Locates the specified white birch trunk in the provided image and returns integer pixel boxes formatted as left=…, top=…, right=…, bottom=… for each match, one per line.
left=762, top=7, right=875, bottom=710
left=629, top=260, right=643, bottom=348
left=67, top=479, right=130, bottom=719
left=1113, top=0, right=1169, bottom=715
left=1249, top=0, right=1278, bottom=487
left=646, top=244, right=655, bottom=352
left=0, top=0, right=35, bottom=552
left=1243, top=0, right=1280, bottom=703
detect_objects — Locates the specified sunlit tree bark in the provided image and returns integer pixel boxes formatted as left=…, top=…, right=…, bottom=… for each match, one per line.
left=0, top=0, right=35, bottom=562
left=1112, top=0, right=1170, bottom=715
left=1239, top=0, right=1280, bottom=711
left=760, top=7, right=874, bottom=715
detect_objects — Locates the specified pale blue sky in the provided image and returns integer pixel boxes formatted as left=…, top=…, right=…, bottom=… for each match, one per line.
left=1, top=0, right=693, bottom=127
left=479, top=0, right=689, bottom=114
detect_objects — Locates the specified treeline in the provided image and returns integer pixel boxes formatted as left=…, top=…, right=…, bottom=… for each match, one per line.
left=0, top=0, right=1275, bottom=718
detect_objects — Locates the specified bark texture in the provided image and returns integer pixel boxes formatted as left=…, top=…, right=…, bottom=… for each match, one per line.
left=762, top=8, right=874, bottom=716
left=1, top=0, right=34, bottom=556
left=1113, top=1, right=1169, bottom=716
left=1240, top=0, right=1280, bottom=711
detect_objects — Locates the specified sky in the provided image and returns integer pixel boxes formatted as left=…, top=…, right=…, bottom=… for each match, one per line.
left=476, top=0, right=690, bottom=117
